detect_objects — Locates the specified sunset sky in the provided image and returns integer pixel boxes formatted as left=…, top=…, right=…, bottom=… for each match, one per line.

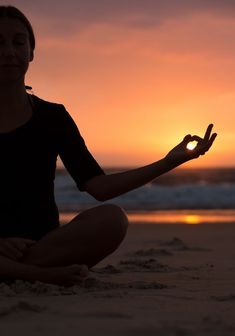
left=4, top=0, right=235, bottom=168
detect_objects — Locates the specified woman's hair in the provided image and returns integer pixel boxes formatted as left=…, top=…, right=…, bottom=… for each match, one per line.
left=0, top=5, right=35, bottom=51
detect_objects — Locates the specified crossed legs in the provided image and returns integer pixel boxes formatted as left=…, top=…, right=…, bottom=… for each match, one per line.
left=21, top=204, right=129, bottom=269
left=0, top=204, right=128, bottom=286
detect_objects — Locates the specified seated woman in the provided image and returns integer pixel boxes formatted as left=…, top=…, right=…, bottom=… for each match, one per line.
left=0, top=6, right=217, bottom=286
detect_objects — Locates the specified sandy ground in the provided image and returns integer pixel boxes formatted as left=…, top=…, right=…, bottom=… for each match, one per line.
left=0, top=222, right=235, bottom=336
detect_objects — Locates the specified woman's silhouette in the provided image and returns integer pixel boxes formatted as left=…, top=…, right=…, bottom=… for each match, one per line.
left=0, top=6, right=217, bottom=286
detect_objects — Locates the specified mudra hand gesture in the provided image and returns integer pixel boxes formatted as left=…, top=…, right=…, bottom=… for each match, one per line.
left=165, top=124, right=217, bottom=166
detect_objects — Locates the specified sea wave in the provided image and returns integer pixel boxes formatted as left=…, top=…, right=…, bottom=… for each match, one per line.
left=54, top=171, right=235, bottom=211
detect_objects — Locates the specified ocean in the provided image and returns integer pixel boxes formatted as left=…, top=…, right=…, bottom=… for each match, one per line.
left=55, top=167, right=235, bottom=224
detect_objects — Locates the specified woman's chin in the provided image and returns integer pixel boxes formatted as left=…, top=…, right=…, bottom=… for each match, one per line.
left=0, top=75, right=25, bottom=86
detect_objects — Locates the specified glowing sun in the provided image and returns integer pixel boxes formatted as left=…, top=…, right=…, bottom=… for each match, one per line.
left=186, top=141, right=198, bottom=151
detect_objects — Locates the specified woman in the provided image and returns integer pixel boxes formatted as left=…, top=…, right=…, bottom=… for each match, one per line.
left=0, top=6, right=217, bottom=286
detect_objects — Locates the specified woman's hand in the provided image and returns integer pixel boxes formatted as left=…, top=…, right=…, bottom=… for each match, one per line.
left=0, top=237, right=37, bottom=261
left=165, top=124, right=217, bottom=166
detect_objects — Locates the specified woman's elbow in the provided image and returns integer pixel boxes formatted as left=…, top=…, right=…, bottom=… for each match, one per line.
left=93, top=192, right=108, bottom=202
left=83, top=176, right=108, bottom=202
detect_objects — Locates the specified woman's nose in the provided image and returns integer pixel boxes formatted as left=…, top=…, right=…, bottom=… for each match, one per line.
left=0, top=43, right=16, bottom=57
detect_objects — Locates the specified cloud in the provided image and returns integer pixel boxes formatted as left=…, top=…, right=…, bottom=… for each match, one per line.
left=3, top=0, right=235, bottom=69
left=3, top=0, right=235, bottom=37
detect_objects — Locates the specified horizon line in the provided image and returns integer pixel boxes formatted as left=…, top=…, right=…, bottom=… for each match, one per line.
left=56, top=166, right=235, bottom=171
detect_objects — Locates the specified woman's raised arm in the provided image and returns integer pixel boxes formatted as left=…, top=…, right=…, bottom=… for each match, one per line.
left=83, top=124, right=217, bottom=201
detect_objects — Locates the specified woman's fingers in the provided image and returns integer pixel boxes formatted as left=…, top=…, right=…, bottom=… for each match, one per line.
left=202, top=133, right=217, bottom=152
left=195, top=132, right=217, bottom=156
left=8, top=238, right=36, bottom=251
left=0, top=238, right=38, bottom=261
left=8, top=239, right=27, bottom=251
left=6, top=242, right=24, bottom=258
left=190, top=124, right=215, bottom=143
left=9, top=238, right=36, bottom=245
left=169, top=125, right=216, bottom=164
left=189, top=127, right=217, bottom=151
left=210, top=132, right=217, bottom=144
left=203, top=124, right=213, bottom=142
left=190, top=135, right=202, bottom=143
left=182, top=134, right=192, bottom=144
left=0, top=242, right=23, bottom=260
left=0, top=238, right=36, bottom=260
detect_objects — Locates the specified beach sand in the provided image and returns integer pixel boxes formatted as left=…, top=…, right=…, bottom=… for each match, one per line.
left=0, top=222, right=235, bottom=335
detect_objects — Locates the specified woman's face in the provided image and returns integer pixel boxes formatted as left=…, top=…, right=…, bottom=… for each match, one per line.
left=0, top=17, right=34, bottom=85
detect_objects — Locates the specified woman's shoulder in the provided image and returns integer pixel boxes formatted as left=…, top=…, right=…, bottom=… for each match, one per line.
left=31, top=94, right=75, bottom=132
left=31, top=94, right=65, bottom=111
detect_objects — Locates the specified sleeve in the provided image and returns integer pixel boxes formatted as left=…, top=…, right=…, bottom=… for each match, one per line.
left=57, top=105, right=105, bottom=191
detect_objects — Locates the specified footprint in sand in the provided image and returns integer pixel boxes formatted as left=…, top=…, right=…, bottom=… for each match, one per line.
left=119, top=258, right=172, bottom=272
left=80, top=311, right=133, bottom=319
left=211, top=295, right=235, bottom=302
left=83, top=277, right=169, bottom=291
left=119, top=257, right=198, bottom=273
left=0, top=280, right=85, bottom=297
left=201, top=315, right=235, bottom=333
left=127, top=248, right=174, bottom=257
left=92, top=265, right=121, bottom=274
left=0, top=300, right=46, bottom=317
left=125, top=281, right=169, bottom=289
left=160, top=237, right=211, bottom=252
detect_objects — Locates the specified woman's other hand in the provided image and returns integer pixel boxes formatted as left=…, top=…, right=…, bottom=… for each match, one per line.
left=0, top=237, right=36, bottom=261
left=165, top=124, right=217, bottom=166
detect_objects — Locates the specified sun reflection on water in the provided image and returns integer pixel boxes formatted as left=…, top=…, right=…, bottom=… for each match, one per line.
left=126, top=210, right=235, bottom=224
left=184, top=215, right=200, bottom=224
left=60, top=210, right=235, bottom=226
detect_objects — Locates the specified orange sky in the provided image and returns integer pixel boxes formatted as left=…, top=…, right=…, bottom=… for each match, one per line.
left=9, top=1, right=235, bottom=168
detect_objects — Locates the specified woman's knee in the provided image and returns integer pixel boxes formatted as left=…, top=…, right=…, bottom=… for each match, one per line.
left=99, top=203, right=129, bottom=239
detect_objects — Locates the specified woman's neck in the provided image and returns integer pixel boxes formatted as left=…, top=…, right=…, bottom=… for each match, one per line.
left=0, top=82, right=28, bottom=113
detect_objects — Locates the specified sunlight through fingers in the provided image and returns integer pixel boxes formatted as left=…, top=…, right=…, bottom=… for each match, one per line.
left=186, top=141, right=198, bottom=151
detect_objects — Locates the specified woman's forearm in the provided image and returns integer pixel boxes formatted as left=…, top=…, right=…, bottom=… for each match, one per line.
left=85, top=125, right=217, bottom=201
left=88, top=157, right=178, bottom=201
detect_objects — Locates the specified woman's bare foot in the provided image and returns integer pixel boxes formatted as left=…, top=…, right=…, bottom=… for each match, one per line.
left=0, top=264, right=89, bottom=287
left=38, top=264, right=89, bottom=287
left=0, top=252, right=89, bottom=287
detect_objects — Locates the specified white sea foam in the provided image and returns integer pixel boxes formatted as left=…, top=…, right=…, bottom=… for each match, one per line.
left=54, top=171, right=235, bottom=211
